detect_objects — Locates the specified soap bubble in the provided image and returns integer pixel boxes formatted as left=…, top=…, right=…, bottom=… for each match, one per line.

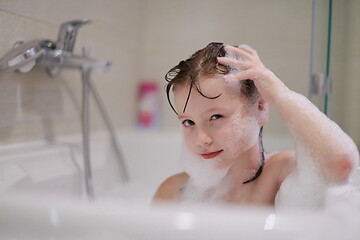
left=180, top=111, right=261, bottom=203
left=179, top=138, right=232, bottom=202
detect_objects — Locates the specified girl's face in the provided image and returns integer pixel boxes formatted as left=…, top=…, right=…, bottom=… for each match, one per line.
left=174, top=76, right=263, bottom=170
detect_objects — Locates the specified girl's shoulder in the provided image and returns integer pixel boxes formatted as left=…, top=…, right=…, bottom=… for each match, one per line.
left=264, top=150, right=296, bottom=184
left=152, top=172, right=189, bottom=202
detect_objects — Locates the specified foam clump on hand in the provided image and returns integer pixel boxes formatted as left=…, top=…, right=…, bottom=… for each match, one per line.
left=224, top=46, right=245, bottom=73
left=222, top=44, right=246, bottom=82
left=219, top=45, right=246, bottom=93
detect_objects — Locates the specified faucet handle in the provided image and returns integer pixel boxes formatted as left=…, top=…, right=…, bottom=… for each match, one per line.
left=56, top=19, right=92, bottom=52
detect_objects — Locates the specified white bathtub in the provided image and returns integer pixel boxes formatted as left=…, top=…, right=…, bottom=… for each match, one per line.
left=0, top=130, right=183, bottom=201
left=0, top=130, right=359, bottom=240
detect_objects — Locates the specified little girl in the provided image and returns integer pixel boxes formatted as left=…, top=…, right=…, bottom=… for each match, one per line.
left=153, top=42, right=359, bottom=208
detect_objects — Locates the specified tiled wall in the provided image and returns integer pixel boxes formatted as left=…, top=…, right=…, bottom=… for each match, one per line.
left=0, top=0, right=144, bottom=144
left=141, top=0, right=313, bottom=138
left=343, top=0, right=360, bottom=145
left=0, top=0, right=358, bottom=146
left=141, top=0, right=359, bottom=146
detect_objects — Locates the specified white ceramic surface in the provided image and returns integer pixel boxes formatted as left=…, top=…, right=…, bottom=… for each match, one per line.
left=0, top=131, right=359, bottom=240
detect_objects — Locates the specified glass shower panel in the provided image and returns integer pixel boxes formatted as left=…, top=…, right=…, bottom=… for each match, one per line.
left=310, top=0, right=359, bottom=145
left=309, top=0, right=332, bottom=114
left=326, top=1, right=351, bottom=128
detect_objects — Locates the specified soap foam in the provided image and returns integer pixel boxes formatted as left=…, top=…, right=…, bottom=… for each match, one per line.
left=220, top=46, right=246, bottom=93
left=180, top=109, right=261, bottom=202
left=180, top=140, right=232, bottom=202
left=229, top=112, right=259, bottom=152
left=181, top=140, right=230, bottom=189
left=275, top=90, right=359, bottom=161
left=274, top=90, right=360, bottom=210
left=220, top=74, right=242, bottom=93
left=224, top=48, right=245, bottom=73
left=275, top=142, right=330, bottom=210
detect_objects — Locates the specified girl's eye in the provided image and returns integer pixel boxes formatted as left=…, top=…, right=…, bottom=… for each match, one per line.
left=210, top=114, right=223, bottom=121
left=182, top=119, right=195, bottom=127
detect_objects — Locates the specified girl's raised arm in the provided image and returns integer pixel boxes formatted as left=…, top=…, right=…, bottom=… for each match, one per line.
left=218, top=45, right=359, bottom=182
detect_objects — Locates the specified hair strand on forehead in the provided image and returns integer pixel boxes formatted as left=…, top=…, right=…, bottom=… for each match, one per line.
left=183, top=84, right=192, bottom=113
left=166, top=82, right=178, bottom=115
left=165, top=42, right=259, bottom=115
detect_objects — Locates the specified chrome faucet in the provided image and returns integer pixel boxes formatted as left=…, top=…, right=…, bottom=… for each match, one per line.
left=0, top=19, right=110, bottom=76
left=0, top=19, right=128, bottom=199
left=42, top=19, right=110, bottom=77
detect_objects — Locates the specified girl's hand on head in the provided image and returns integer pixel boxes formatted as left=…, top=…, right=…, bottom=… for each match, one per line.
left=217, top=45, right=288, bottom=102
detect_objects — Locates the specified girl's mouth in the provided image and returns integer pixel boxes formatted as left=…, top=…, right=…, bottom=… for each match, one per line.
left=201, top=150, right=223, bottom=159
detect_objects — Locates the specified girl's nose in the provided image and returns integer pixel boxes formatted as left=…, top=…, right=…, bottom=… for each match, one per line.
left=195, top=129, right=213, bottom=147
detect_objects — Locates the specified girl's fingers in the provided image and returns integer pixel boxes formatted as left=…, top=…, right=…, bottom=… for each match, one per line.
left=217, top=57, right=250, bottom=70
left=224, top=45, right=252, bottom=61
left=219, top=44, right=263, bottom=84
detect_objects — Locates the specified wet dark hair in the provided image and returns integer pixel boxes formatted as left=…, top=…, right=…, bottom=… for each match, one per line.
left=165, top=42, right=264, bottom=184
left=165, top=42, right=258, bottom=114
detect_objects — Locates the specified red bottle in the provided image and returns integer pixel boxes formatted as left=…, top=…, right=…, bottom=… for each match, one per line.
left=137, top=81, right=159, bottom=129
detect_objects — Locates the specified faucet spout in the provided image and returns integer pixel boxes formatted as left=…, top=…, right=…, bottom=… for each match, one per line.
left=57, top=19, right=92, bottom=52
left=39, top=50, right=111, bottom=76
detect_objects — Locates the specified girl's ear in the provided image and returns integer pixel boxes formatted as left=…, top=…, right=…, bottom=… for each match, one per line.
left=257, top=98, right=269, bottom=126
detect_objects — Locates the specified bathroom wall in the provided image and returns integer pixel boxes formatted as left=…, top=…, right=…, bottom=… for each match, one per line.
left=0, top=0, right=144, bottom=144
left=342, top=0, right=360, bottom=145
left=312, top=0, right=360, bottom=146
left=140, top=0, right=313, bottom=141
left=141, top=0, right=360, bottom=146
left=0, top=0, right=359, bottom=146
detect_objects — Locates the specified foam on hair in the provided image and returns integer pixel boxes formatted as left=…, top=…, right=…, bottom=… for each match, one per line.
left=224, top=46, right=245, bottom=73
left=219, top=46, right=246, bottom=93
